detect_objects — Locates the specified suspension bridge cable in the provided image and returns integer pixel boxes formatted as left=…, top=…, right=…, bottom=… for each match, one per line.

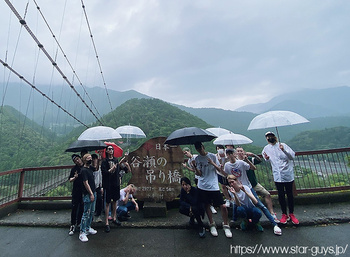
left=0, top=58, right=89, bottom=128
left=80, top=0, right=115, bottom=117
left=32, top=0, right=105, bottom=124
left=4, top=0, right=103, bottom=125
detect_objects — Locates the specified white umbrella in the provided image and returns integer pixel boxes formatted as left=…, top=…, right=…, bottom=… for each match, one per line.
left=247, top=110, right=310, bottom=141
left=206, top=127, right=232, bottom=137
left=78, top=126, right=122, bottom=141
left=213, top=133, right=253, bottom=146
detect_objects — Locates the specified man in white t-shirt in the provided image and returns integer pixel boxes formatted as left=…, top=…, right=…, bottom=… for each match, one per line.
left=227, top=175, right=263, bottom=232
left=117, top=184, right=139, bottom=221
left=224, top=148, right=282, bottom=236
left=192, top=142, right=232, bottom=238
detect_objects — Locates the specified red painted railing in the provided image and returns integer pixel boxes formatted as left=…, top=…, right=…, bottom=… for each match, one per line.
left=1, top=148, right=350, bottom=208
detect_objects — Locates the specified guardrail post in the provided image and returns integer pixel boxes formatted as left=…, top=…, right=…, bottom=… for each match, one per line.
left=18, top=169, right=25, bottom=200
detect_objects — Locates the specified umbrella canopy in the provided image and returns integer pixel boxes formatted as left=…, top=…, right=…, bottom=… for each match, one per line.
left=115, top=125, right=146, bottom=138
left=206, top=127, right=232, bottom=137
left=247, top=110, right=310, bottom=141
left=165, top=127, right=217, bottom=145
left=78, top=126, right=122, bottom=141
left=65, top=140, right=106, bottom=153
left=213, top=133, right=253, bottom=146
left=99, top=142, right=123, bottom=158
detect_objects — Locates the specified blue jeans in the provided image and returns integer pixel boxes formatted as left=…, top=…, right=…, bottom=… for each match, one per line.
left=236, top=205, right=262, bottom=224
left=80, top=192, right=96, bottom=234
left=117, top=201, right=135, bottom=218
left=251, top=188, right=277, bottom=226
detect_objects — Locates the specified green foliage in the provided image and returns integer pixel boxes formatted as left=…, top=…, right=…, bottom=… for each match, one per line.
left=287, top=126, right=350, bottom=151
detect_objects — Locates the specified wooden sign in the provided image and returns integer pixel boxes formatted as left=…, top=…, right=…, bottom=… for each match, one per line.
left=127, top=137, right=184, bottom=202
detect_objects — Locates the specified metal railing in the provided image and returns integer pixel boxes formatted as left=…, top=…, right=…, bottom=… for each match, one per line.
left=1, top=148, right=350, bottom=208
left=255, top=148, right=350, bottom=194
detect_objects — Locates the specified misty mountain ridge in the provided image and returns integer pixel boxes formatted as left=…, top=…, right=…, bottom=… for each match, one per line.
left=235, top=86, right=350, bottom=118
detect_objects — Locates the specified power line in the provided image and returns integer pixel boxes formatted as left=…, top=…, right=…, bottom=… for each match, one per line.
left=0, top=58, right=89, bottom=128
left=4, top=0, right=103, bottom=125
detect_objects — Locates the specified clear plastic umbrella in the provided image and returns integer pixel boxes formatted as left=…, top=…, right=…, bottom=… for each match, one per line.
left=213, top=133, right=253, bottom=146
left=78, top=126, right=122, bottom=141
left=206, top=127, right=232, bottom=137
left=247, top=110, right=309, bottom=141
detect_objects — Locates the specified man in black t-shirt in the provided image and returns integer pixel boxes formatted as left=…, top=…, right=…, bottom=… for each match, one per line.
left=79, top=154, right=97, bottom=242
left=68, top=154, right=83, bottom=236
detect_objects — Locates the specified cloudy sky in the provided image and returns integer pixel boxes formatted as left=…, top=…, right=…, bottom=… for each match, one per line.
left=1, top=0, right=350, bottom=111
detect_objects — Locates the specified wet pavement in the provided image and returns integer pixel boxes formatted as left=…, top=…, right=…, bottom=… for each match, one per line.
left=0, top=200, right=350, bottom=257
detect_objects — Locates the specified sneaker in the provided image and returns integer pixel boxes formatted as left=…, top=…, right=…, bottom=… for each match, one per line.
left=198, top=227, right=206, bottom=238
left=289, top=213, right=299, bottom=225
left=210, top=205, right=217, bottom=214
left=95, top=216, right=102, bottom=223
left=225, top=199, right=231, bottom=208
left=79, top=232, right=88, bottom=242
left=280, top=214, right=289, bottom=224
left=209, top=223, right=218, bottom=237
left=87, top=227, right=97, bottom=235
left=255, top=222, right=264, bottom=232
left=271, top=213, right=280, bottom=223
left=273, top=225, right=282, bottom=236
left=222, top=223, right=232, bottom=238
left=105, top=225, right=110, bottom=233
left=113, top=219, right=122, bottom=225
left=68, top=225, right=75, bottom=236
left=240, top=219, right=247, bottom=231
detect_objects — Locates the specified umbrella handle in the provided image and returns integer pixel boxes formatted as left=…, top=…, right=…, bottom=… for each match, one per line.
left=275, top=127, right=281, bottom=143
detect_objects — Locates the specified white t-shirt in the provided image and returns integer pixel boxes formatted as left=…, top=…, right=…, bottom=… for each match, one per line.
left=224, top=160, right=252, bottom=188
left=229, top=185, right=255, bottom=208
left=187, top=154, right=199, bottom=180
left=117, top=188, right=133, bottom=207
left=195, top=152, right=220, bottom=191
left=262, top=143, right=295, bottom=183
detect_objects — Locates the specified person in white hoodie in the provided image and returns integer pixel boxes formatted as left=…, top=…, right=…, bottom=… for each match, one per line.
left=262, top=131, right=299, bottom=225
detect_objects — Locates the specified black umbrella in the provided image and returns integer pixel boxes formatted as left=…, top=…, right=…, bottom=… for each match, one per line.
left=65, top=140, right=107, bottom=152
left=164, top=127, right=217, bottom=145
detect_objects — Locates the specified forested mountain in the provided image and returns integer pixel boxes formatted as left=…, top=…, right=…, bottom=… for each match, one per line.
left=0, top=106, right=60, bottom=171
left=0, top=98, right=214, bottom=171
left=287, top=126, right=350, bottom=151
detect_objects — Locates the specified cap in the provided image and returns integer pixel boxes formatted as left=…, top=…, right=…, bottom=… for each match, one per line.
left=71, top=154, right=80, bottom=161
left=265, top=131, right=275, bottom=137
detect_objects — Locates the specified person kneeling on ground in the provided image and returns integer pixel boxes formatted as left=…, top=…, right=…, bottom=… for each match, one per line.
left=227, top=175, right=264, bottom=232
left=179, top=177, right=206, bottom=238
left=117, top=184, right=139, bottom=221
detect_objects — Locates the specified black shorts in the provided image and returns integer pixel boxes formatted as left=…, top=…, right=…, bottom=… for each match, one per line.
left=198, top=188, right=225, bottom=207
left=105, top=188, right=120, bottom=204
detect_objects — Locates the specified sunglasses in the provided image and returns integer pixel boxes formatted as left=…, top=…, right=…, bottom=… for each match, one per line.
left=107, top=148, right=113, bottom=150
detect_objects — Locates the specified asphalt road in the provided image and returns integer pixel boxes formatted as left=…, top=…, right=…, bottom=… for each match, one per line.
left=1, top=223, right=349, bottom=257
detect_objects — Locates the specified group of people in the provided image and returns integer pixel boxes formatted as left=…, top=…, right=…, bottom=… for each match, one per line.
left=179, top=131, right=298, bottom=238
left=68, top=145, right=138, bottom=242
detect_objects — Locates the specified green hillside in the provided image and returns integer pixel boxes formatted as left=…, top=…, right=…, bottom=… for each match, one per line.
left=287, top=126, right=350, bottom=151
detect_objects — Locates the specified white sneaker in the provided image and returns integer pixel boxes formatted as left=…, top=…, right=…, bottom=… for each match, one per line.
left=68, top=225, right=75, bottom=236
left=79, top=232, right=88, bottom=242
left=210, top=205, right=217, bottom=214
left=209, top=223, right=218, bottom=237
left=272, top=213, right=280, bottom=223
left=223, top=223, right=232, bottom=238
left=87, top=227, right=97, bottom=235
left=225, top=200, right=231, bottom=208
left=95, top=216, right=102, bottom=223
left=273, top=225, right=282, bottom=236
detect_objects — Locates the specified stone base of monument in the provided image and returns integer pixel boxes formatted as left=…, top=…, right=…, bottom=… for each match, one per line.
left=143, top=202, right=167, bottom=218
